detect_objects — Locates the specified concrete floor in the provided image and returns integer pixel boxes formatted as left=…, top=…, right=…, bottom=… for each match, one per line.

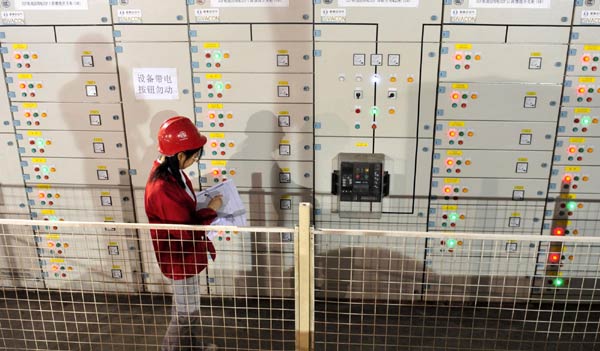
left=1, top=290, right=599, bottom=350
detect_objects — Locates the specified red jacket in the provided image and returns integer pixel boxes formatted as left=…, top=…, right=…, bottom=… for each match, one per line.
left=144, top=161, right=217, bottom=280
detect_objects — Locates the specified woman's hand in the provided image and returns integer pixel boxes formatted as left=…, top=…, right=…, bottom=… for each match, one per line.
left=207, top=195, right=223, bottom=211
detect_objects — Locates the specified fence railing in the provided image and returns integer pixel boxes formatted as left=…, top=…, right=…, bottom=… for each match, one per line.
left=1, top=205, right=600, bottom=350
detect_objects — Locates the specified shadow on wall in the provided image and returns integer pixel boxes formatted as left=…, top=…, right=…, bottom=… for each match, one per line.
left=314, top=247, right=427, bottom=302
left=313, top=246, right=536, bottom=303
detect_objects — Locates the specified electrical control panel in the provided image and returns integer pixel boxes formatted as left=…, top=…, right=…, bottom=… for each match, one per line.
left=111, top=0, right=187, bottom=24
left=437, top=83, right=561, bottom=122
left=11, top=102, right=124, bottom=131
left=0, top=0, right=111, bottom=25
left=6, top=73, right=121, bottom=103
left=2, top=3, right=600, bottom=298
left=443, top=0, right=574, bottom=26
left=196, top=103, right=312, bottom=133
left=188, top=1, right=312, bottom=23
left=0, top=133, right=29, bottom=214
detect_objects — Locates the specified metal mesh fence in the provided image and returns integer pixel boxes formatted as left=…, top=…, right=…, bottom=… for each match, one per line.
left=3, top=216, right=600, bottom=350
left=0, top=219, right=296, bottom=350
left=313, top=229, right=600, bottom=351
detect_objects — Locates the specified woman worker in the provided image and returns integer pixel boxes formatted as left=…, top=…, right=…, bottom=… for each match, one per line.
left=145, top=116, right=222, bottom=351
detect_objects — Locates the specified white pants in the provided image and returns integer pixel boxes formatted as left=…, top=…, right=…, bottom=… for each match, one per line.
left=173, top=275, right=202, bottom=314
left=162, top=275, right=204, bottom=351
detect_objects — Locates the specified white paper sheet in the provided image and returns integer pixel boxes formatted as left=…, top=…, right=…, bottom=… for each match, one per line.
left=196, top=179, right=247, bottom=240
left=196, top=179, right=246, bottom=218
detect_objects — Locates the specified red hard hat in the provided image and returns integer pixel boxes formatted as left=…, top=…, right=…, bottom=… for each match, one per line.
left=157, top=116, right=207, bottom=156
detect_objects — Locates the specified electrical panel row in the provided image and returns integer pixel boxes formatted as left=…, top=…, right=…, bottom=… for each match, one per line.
left=2, top=1, right=598, bottom=27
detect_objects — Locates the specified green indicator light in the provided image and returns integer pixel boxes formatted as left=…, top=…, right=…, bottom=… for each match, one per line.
left=210, top=123, right=215, bottom=127
left=455, top=64, right=460, bottom=70
left=215, top=82, right=224, bottom=92
left=583, top=66, right=589, bottom=71
left=594, top=56, right=599, bottom=62
left=577, top=97, right=584, bottom=102
left=206, top=63, right=212, bottom=68
left=218, top=113, right=224, bottom=119
left=213, top=51, right=222, bottom=61
left=446, top=239, right=457, bottom=249
left=208, top=93, right=214, bottom=98
left=452, top=103, right=458, bottom=108
left=355, top=124, right=360, bottom=129
left=370, top=106, right=380, bottom=116
left=462, top=94, right=467, bottom=99
left=449, top=212, right=459, bottom=222
left=41, top=166, right=49, bottom=174
left=581, top=116, right=592, bottom=126
left=36, top=139, right=44, bottom=147
left=566, top=201, right=577, bottom=211
left=589, top=88, right=595, bottom=93
left=552, top=277, right=565, bottom=288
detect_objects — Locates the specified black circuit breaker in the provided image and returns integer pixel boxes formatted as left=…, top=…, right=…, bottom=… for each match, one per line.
left=332, top=153, right=389, bottom=203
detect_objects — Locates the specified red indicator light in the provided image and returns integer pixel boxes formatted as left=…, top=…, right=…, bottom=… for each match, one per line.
left=443, top=186, right=452, bottom=194
left=552, top=227, right=565, bottom=236
left=578, top=86, right=586, bottom=94
left=548, top=253, right=561, bottom=264
left=448, top=129, right=458, bottom=138
left=568, top=145, right=577, bottom=154
left=446, top=158, right=454, bottom=167
left=563, top=174, right=572, bottom=183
